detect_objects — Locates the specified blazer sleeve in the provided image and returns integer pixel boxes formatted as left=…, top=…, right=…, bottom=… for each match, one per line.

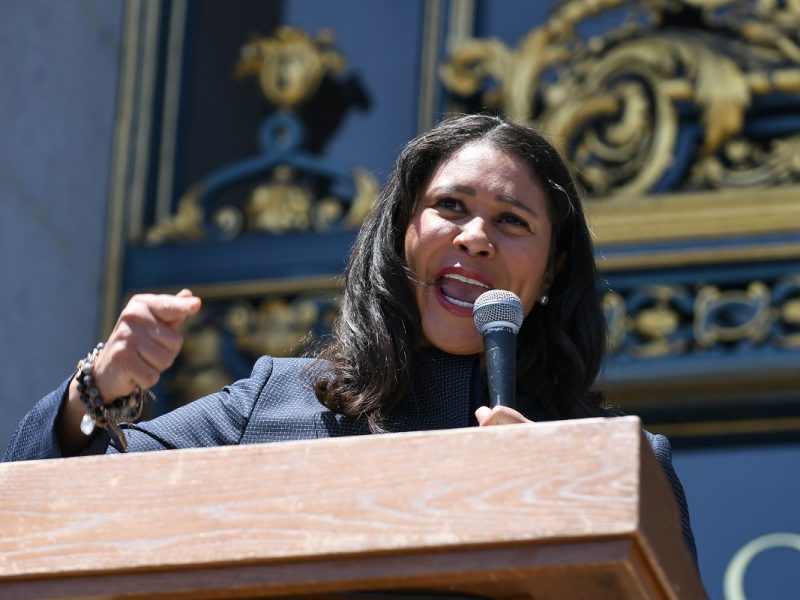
left=3, top=356, right=275, bottom=460
left=645, top=431, right=699, bottom=568
left=111, top=356, right=274, bottom=453
left=3, top=376, right=76, bottom=461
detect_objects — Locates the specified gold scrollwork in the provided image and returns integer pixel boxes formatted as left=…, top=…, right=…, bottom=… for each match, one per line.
left=637, top=304, right=678, bottom=335
left=628, top=285, right=690, bottom=358
left=608, top=276, right=800, bottom=358
left=147, top=165, right=379, bottom=243
left=694, top=282, right=771, bottom=347
left=781, top=299, right=800, bottom=325
left=773, top=274, right=800, bottom=349
left=144, top=185, right=206, bottom=245
left=441, top=0, right=800, bottom=199
left=690, top=134, right=800, bottom=189
left=170, top=291, right=340, bottom=404
left=145, top=25, right=378, bottom=245
left=236, top=27, right=345, bottom=108
left=244, top=166, right=314, bottom=235
left=226, top=296, right=332, bottom=358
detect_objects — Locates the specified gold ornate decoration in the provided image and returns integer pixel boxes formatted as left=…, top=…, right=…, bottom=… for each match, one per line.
left=144, top=27, right=378, bottom=245
left=246, top=166, right=313, bottom=234
left=773, top=274, right=800, bottom=348
left=145, top=186, right=206, bottom=245
left=218, top=165, right=377, bottom=237
left=441, top=0, right=800, bottom=200
left=602, top=274, right=800, bottom=359
left=224, top=295, right=336, bottom=358
left=689, top=133, right=800, bottom=189
left=235, top=27, right=345, bottom=108
left=694, top=281, right=771, bottom=347
left=147, top=165, right=378, bottom=244
left=168, top=291, right=340, bottom=404
left=630, top=288, right=688, bottom=358
left=623, top=285, right=693, bottom=358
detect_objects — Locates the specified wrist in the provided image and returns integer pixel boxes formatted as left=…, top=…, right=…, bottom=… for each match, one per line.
left=74, top=343, right=152, bottom=451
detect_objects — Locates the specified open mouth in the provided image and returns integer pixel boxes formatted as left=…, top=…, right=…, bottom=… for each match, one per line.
left=438, top=273, right=491, bottom=309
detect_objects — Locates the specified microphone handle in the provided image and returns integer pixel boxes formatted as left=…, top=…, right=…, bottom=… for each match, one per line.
left=483, top=326, right=517, bottom=409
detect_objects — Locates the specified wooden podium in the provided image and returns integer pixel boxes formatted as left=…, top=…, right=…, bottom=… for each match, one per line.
left=0, top=416, right=706, bottom=599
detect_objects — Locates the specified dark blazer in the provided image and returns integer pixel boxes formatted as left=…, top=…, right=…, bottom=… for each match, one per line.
left=4, top=349, right=698, bottom=565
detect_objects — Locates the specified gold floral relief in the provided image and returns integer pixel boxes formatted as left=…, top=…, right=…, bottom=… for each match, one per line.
left=145, top=26, right=377, bottom=245
left=694, top=281, right=772, bottom=347
left=441, top=0, right=800, bottom=200
left=168, top=290, right=341, bottom=405
left=600, top=273, right=800, bottom=362
left=235, top=27, right=345, bottom=108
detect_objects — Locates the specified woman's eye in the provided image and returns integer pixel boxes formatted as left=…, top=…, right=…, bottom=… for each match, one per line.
left=436, top=197, right=463, bottom=211
left=499, top=213, right=529, bottom=228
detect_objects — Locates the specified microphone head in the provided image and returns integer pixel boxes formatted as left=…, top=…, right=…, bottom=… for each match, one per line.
left=473, top=289, right=524, bottom=334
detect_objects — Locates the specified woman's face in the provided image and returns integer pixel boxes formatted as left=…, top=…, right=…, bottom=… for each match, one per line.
left=404, top=141, right=554, bottom=355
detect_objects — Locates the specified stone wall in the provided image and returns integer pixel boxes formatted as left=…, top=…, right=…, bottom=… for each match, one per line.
left=0, top=0, right=124, bottom=451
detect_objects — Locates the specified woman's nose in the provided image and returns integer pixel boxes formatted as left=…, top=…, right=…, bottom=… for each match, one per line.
left=453, top=217, right=494, bottom=257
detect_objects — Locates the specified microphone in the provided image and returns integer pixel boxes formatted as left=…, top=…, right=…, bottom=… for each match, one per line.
left=472, top=290, right=524, bottom=409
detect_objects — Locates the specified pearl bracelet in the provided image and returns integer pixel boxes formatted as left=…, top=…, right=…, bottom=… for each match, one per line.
left=75, top=343, right=152, bottom=451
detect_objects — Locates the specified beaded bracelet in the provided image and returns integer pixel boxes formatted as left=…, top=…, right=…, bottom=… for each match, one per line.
left=75, top=343, right=152, bottom=451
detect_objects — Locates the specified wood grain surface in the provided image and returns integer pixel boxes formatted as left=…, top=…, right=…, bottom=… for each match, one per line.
left=0, top=416, right=706, bottom=599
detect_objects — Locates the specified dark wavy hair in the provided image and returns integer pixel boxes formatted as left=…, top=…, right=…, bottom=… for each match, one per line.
left=314, top=113, right=606, bottom=431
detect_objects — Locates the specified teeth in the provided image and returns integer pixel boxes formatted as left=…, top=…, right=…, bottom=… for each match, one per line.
left=442, top=293, right=474, bottom=308
left=441, top=273, right=490, bottom=288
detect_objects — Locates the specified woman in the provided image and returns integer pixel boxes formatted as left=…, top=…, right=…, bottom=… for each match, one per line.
left=3, top=114, right=696, bottom=563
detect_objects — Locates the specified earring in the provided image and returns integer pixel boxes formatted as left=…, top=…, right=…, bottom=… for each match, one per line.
left=538, top=294, right=549, bottom=306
